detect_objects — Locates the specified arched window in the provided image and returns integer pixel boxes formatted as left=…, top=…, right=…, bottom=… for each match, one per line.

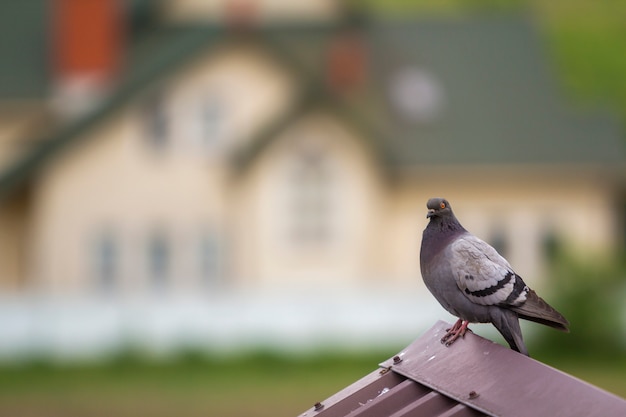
left=198, top=95, right=225, bottom=150
left=288, top=144, right=333, bottom=245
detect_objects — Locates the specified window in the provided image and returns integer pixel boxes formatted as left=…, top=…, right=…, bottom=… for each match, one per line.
left=147, top=231, right=170, bottom=289
left=199, top=231, right=223, bottom=288
left=289, top=145, right=333, bottom=244
left=198, top=95, right=225, bottom=150
left=93, top=232, right=118, bottom=292
left=143, top=92, right=168, bottom=149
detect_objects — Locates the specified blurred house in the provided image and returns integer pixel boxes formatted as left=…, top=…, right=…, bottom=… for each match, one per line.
left=0, top=1, right=624, bottom=356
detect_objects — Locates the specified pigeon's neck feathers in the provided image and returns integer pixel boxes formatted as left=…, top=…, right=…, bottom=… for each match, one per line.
left=426, top=212, right=466, bottom=236
left=421, top=213, right=467, bottom=260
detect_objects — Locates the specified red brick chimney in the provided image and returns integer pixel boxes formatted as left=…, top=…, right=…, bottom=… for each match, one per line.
left=51, top=0, right=125, bottom=115
left=224, top=0, right=259, bottom=30
left=326, top=29, right=367, bottom=94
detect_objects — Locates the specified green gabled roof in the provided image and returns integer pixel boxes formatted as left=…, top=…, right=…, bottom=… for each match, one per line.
left=0, top=15, right=624, bottom=199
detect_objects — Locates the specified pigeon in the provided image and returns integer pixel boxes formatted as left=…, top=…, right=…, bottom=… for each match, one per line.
left=420, top=197, right=569, bottom=356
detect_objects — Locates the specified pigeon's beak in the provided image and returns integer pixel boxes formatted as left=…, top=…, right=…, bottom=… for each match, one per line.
left=427, top=209, right=435, bottom=218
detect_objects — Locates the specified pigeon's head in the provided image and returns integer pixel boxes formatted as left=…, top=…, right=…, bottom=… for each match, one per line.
left=426, top=197, right=453, bottom=219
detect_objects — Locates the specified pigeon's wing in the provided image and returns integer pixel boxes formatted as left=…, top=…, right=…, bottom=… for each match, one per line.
left=448, top=235, right=529, bottom=307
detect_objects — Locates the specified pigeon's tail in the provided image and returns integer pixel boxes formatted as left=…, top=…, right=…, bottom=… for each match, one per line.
left=490, top=308, right=529, bottom=356
left=511, top=289, right=570, bottom=332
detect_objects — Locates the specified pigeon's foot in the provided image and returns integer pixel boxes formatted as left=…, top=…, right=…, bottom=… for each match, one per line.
left=441, top=319, right=471, bottom=347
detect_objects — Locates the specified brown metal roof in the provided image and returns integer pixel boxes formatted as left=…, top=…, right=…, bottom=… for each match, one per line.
left=298, top=321, right=626, bottom=417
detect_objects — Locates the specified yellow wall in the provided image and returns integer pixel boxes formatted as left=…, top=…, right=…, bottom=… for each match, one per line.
left=28, top=44, right=295, bottom=294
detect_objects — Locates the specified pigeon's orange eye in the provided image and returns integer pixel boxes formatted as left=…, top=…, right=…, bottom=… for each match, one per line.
left=440, top=202, right=446, bottom=209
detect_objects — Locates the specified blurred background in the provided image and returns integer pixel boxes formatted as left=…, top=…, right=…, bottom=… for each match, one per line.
left=0, top=0, right=625, bottom=416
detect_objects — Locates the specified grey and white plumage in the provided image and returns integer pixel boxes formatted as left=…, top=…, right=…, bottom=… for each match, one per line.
left=420, top=197, right=569, bottom=356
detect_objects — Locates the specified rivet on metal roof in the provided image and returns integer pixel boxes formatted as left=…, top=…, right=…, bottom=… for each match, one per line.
left=468, top=391, right=480, bottom=400
left=314, top=402, right=324, bottom=411
left=393, top=355, right=403, bottom=364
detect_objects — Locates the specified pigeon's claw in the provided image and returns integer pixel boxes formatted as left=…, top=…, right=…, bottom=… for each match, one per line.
left=443, top=318, right=463, bottom=335
left=441, top=319, right=470, bottom=347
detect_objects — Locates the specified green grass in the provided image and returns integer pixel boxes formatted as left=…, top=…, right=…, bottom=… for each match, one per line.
left=0, top=349, right=624, bottom=417
left=0, top=350, right=396, bottom=417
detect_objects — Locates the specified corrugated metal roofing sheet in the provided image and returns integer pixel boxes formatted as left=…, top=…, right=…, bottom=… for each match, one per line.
left=298, top=321, right=626, bottom=417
